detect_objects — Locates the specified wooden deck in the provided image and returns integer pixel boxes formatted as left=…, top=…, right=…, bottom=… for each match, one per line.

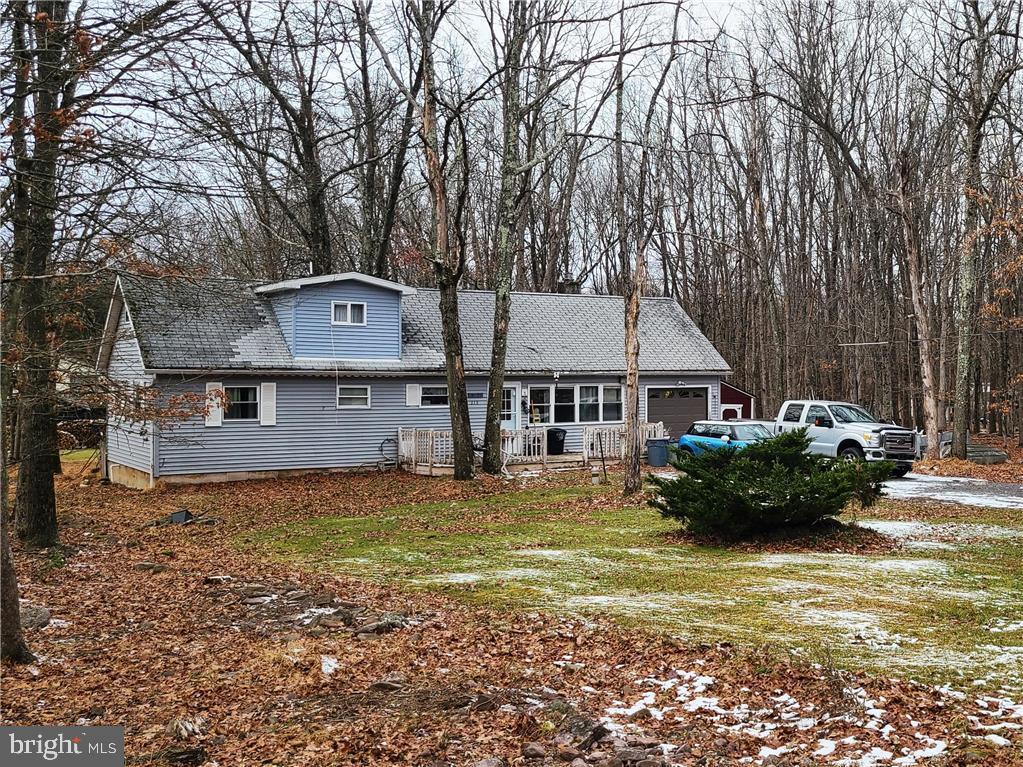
left=397, top=423, right=665, bottom=477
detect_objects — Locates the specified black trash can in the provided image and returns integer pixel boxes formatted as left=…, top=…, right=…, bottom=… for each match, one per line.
left=547, top=427, right=567, bottom=456
left=646, top=437, right=670, bottom=467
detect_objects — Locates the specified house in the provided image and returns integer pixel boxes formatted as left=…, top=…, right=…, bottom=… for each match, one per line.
left=96, top=272, right=731, bottom=488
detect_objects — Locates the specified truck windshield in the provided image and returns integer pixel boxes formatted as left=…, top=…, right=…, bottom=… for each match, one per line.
left=829, top=404, right=876, bottom=423
left=732, top=424, right=772, bottom=441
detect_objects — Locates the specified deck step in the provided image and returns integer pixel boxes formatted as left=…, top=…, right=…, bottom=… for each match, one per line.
left=966, top=446, right=1008, bottom=465
left=938, top=441, right=1009, bottom=464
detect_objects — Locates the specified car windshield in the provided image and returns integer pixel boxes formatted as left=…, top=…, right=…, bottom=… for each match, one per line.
left=733, top=424, right=771, bottom=441
left=829, top=404, right=876, bottom=423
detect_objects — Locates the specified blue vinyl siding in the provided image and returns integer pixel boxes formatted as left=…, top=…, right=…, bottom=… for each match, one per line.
left=268, top=293, right=295, bottom=351
left=288, top=282, right=402, bottom=359
left=107, top=417, right=153, bottom=472
left=152, top=373, right=720, bottom=476
left=154, top=376, right=483, bottom=475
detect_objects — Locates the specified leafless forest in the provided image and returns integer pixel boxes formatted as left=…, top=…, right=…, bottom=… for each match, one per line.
left=6, top=0, right=1023, bottom=437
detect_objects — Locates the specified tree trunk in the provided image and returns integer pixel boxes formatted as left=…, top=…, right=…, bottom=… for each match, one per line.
left=483, top=1, right=526, bottom=475
left=14, top=0, right=65, bottom=549
left=951, top=127, right=984, bottom=458
left=615, top=48, right=642, bottom=496
left=303, top=138, right=333, bottom=276
left=417, top=0, right=473, bottom=480
left=899, top=199, right=941, bottom=460
left=623, top=275, right=643, bottom=494
left=1, top=444, right=34, bottom=663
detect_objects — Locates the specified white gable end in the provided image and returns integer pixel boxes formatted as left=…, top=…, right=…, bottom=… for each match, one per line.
left=107, top=303, right=148, bottom=382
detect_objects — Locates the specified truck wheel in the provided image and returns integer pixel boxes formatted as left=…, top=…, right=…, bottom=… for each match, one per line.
left=891, top=466, right=910, bottom=478
left=839, top=445, right=865, bottom=461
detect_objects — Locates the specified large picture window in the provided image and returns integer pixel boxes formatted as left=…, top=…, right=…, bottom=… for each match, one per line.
left=337, top=385, right=371, bottom=408
left=224, top=386, right=258, bottom=420
left=528, top=384, right=623, bottom=424
left=420, top=384, right=449, bottom=407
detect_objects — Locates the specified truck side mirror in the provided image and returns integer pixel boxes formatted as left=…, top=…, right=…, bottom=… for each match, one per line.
left=814, top=416, right=834, bottom=429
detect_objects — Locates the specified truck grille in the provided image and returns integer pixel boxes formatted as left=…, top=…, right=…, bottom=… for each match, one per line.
left=883, top=432, right=915, bottom=454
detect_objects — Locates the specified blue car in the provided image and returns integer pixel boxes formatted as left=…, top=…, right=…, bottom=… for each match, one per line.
left=677, top=420, right=773, bottom=456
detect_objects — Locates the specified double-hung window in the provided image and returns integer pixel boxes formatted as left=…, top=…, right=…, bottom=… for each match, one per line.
left=528, top=387, right=551, bottom=424
left=331, top=301, right=367, bottom=326
left=421, top=384, right=449, bottom=407
left=601, top=385, right=623, bottom=421
left=337, top=385, right=371, bottom=408
left=553, top=386, right=576, bottom=423
left=224, top=385, right=259, bottom=420
left=578, top=385, right=600, bottom=423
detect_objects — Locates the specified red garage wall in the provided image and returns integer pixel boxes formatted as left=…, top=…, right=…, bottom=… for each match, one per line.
left=720, top=381, right=756, bottom=420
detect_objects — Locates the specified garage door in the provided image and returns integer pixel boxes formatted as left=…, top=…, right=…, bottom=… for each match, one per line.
left=646, top=387, right=708, bottom=438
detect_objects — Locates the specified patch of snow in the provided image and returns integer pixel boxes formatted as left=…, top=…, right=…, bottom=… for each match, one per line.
left=518, top=549, right=574, bottom=559
left=985, top=734, right=1012, bottom=747
left=892, top=735, right=947, bottom=765
left=857, top=520, right=932, bottom=538
left=815, top=739, right=837, bottom=756
left=883, top=477, right=1023, bottom=510
left=683, top=696, right=725, bottom=714
left=423, top=572, right=483, bottom=584
left=744, top=553, right=949, bottom=576
left=606, top=691, right=668, bottom=720
left=988, top=619, right=1023, bottom=634
left=902, top=473, right=984, bottom=483
left=320, top=655, right=339, bottom=675
left=293, top=606, right=338, bottom=625
left=793, top=609, right=916, bottom=651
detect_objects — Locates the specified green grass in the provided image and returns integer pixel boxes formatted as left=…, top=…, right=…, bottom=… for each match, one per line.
left=245, top=484, right=1023, bottom=690
left=61, top=448, right=98, bottom=463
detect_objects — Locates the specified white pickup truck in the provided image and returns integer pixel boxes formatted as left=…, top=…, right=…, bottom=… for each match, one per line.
left=770, top=400, right=918, bottom=477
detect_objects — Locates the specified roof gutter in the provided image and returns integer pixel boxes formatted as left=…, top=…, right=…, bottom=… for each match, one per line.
left=145, top=368, right=734, bottom=378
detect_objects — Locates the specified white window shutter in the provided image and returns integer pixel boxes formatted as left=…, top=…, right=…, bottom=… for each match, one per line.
left=205, top=382, right=223, bottom=427
left=260, top=382, right=277, bottom=426
left=405, top=383, right=421, bottom=407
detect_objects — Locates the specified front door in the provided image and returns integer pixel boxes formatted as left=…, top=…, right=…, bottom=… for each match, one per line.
left=500, top=384, right=520, bottom=430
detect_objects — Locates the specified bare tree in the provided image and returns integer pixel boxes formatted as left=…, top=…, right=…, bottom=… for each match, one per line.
left=943, top=0, right=1021, bottom=457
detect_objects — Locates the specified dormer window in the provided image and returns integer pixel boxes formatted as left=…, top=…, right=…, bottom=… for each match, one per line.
left=331, top=301, right=367, bottom=326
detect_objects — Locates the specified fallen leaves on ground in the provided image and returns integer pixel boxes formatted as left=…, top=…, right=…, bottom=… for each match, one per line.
left=2, top=462, right=1020, bottom=767
left=663, top=518, right=900, bottom=555
left=914, top=435, right=1023, bottom=483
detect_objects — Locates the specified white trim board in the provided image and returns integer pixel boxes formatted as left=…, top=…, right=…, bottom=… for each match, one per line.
left=255, top=272, right=418, bottom=296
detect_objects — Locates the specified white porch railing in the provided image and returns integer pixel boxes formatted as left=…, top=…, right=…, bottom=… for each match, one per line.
left=581, top=422, right=666, bottom=463
left=398, top=422, right=666, bottom=474
left=398, top=427, right=550, bottom=474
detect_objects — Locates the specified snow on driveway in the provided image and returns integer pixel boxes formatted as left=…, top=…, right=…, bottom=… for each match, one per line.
left=883, top=473, right=1023, bottom=509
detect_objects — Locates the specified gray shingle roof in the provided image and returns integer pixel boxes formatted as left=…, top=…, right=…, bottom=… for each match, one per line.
left=115, top=274, right=730, bottom=375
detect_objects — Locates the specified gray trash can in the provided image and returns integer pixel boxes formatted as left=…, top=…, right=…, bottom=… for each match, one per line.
left=646, top=437, right=669, bottom=467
